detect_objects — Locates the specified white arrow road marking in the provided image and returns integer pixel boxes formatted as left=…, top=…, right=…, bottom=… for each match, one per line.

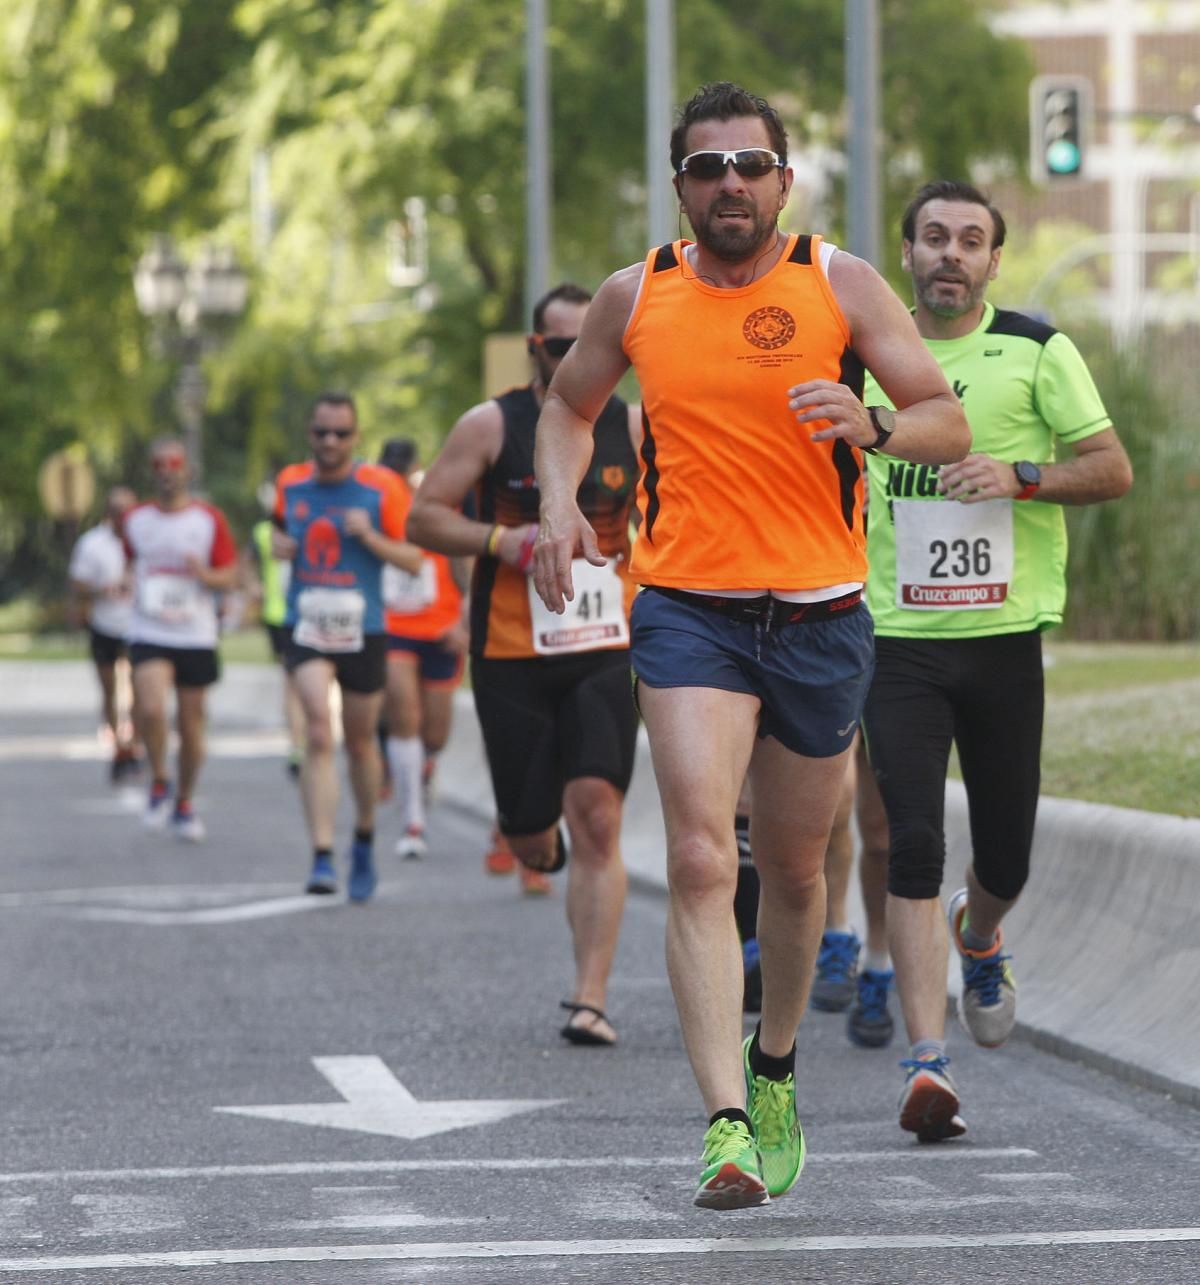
left=215, top=1057, right=565, bottom=1141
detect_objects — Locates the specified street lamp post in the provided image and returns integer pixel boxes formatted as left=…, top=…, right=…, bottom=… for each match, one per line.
left=133, top=236, right=248, bottom=484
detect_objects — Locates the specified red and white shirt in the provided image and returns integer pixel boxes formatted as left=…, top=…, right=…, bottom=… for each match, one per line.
left=123, top=501, right=237, bottom=648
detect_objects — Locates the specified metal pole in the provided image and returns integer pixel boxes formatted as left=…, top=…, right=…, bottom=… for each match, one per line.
left=525, top=0, right=551, bottom=326
left=845, top=0, right=881, bottom=267
left=174, top=346, right=207, bottom=487
left=1109, top=0, right=1139, bottom=348
left=646, top=0, right=675, bottom=247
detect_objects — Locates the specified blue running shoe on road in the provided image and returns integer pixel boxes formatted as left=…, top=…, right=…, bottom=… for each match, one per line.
left=347, top=839, right=377, bottom=903
left=810, top=929, right=861, bottom=1012
left=305, top=855, right=338, bottom=896
left=847, top=968, right=895, bottom=1048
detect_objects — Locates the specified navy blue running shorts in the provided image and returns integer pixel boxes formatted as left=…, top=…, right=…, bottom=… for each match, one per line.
left=629, top=588, right=875, bottom=758
left=387, top=634, right=465, bottom=686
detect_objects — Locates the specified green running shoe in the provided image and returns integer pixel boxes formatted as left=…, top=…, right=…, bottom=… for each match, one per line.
left=693, top=1118, right=769, bottom=1210
left=743, top=1035, right=805, bottom=1197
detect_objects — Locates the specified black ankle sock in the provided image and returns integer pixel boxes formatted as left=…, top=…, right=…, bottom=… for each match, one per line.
left=749, top=1025, right=796, bottom=1081
left=314, top=847, right=333, bottom=861
left=709, top=1107, right=752, bottom=1131
left=353, top=828, right=373, bottom=846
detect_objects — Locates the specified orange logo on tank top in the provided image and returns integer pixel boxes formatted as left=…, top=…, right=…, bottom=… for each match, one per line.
left=743, top=306, right=796, bottom=350
left=600, top=465, right=629, bottom=493
left=304, top=516, right=341, bottom=569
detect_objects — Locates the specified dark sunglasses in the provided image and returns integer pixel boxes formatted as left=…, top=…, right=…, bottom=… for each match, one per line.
left=311, top=426, right=355, bottom=440
left=532, top=335, right=577, bottom=359
left=678, top=148, right=783, bottom=181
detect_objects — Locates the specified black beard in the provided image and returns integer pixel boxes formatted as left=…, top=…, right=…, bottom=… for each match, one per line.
left=916, top=270, right=986, bottom=319
left=692, top=204, right=776, bottom=262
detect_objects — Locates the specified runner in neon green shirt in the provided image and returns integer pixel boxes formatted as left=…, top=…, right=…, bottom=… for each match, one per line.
left=860, top=181, right=1132, bottom=1143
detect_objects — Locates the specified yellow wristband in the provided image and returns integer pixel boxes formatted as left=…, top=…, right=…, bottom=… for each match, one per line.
left=485, top=524, right=503, bottom=557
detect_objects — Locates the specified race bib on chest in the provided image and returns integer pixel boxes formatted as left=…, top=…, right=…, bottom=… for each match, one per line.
left=893, top=499, right=1014, bottom=610
left=528, top=559, right=628, bottom=655
left=140, top=573, right=204, bottom=625
left=294, top=587, right=366, bottom=653
left=382, top=560, right=437, bottom=614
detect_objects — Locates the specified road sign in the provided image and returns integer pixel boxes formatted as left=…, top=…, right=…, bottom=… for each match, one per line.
left=216, top=1055, right=565, bottom=1140
left=38, top=447, right=95, bottom=521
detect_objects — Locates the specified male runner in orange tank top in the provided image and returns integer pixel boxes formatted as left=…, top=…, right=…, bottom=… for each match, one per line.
left=532, top=82, right=970, bottom=1210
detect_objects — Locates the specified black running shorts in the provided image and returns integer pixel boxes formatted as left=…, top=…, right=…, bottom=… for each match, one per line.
left=284, top=633, right=388, bottom=695
left=129, top=643, right=220, bottom=689
left=471, top=649, right=638, bottom=838
left=89, top=627, right=127, bottom=667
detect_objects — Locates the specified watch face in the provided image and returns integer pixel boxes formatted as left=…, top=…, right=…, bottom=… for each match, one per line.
left=871, top=406, right=896, bottom=434
left=1015, top=461, right=1041, bottom=486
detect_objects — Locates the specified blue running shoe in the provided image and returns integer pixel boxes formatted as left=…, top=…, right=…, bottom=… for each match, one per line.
left=810, top=929, right=861, bottom=1012
left=347, top=839, right=377, bottom=903
left=305, top=855, right=338, bottom=896
left=847, top=968, right=895, bottom=1048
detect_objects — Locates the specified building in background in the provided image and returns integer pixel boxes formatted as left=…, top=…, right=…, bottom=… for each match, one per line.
left=990, top=0, right=1200, bottom=338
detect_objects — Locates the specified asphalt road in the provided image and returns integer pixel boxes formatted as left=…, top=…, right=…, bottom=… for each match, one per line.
left=2, top=664, right=1199, bottom=1283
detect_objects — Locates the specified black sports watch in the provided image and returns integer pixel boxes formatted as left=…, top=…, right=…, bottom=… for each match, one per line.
left=1013, top=460, right=1042, bottom=500
left=864, top=405, right=896, bottom=455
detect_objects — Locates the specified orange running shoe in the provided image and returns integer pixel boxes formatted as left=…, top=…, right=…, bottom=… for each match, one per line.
left=519, top=866, right=552, bottom=897
left=483, top=832, right=516, bottom=877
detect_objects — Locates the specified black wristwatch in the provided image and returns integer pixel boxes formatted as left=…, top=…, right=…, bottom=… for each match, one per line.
left=864, top=405, right=896, bottom=455
left=1013, top=460, right=1042, bottom=500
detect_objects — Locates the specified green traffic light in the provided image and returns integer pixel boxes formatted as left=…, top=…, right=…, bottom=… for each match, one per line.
left=1047, top=138, right=1081, bottom=175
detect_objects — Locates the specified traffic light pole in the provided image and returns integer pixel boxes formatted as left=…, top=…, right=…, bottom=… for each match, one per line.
left=845, top=0, right=881, bottom=268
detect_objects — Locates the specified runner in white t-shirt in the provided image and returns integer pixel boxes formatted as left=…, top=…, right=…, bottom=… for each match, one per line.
left=68, top=486, right=139, bottom=781
left=123, top=439, right=239, bottom=840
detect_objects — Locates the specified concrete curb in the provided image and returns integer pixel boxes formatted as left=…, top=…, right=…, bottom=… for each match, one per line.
left=438, top=691, right=1200, bottom=1107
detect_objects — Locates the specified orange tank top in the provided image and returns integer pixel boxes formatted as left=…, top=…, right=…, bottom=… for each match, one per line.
left=622, top=234, right=867, bottom=591
left=384, top=549, right=463, bottom=641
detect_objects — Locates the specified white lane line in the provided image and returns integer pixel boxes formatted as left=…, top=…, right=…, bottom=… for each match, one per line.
left=873, top=1193, right=1118, bottom=1212
left=72, top=1194, right=186, bottom=1238
left=0, top=1149, right=1040, bottom=1186
left=2, top=1229, right=1199, bottom=1273
left=981, top=1172, right=1079, bottom=1184
left=271, top=1215, right=490, bottom=1231
left=0, top=884, right=301, bottom=908
left=0, top=731, right=288, bottom=763
left=0, top=1196, right=41, bottom=1244
left=67, top=896, right=332, bottom=925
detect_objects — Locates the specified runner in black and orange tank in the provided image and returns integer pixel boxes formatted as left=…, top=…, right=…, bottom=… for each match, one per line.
left=408, top=283, right=641, bottom=1051
left=531, top=83, right=970, bottom=1210
left=472, top=384, right=637, bottom=660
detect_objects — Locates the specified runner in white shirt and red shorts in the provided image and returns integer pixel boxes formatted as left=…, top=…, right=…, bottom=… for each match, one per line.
left=123, top=439, right=239, bottom=841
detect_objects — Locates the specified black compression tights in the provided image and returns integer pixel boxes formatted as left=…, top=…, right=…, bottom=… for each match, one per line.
left=862, top=631, right=1044, bottom=903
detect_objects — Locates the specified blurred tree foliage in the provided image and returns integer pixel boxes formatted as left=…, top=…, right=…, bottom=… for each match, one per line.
left=0, top=0, right=1032, bottom=590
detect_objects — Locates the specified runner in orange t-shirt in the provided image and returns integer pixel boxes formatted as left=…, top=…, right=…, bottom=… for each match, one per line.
left=378, top=438, right=470, bottom=860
